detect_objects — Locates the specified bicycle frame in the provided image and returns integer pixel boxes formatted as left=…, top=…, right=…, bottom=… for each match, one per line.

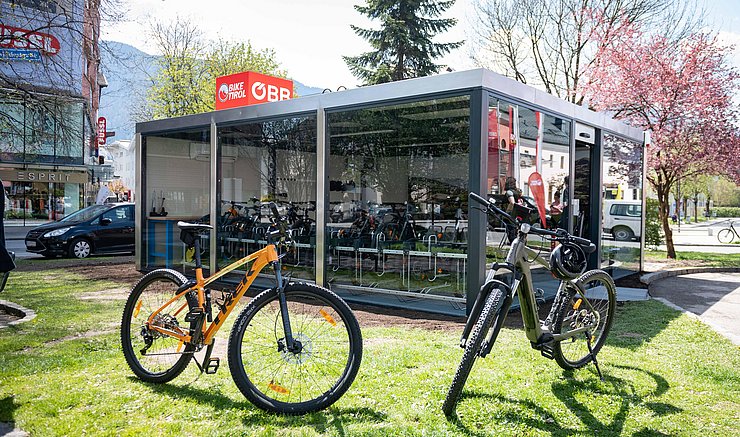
left=144, top=240, right=280, bottom=348
left=463, top=231, right=599, bottom=347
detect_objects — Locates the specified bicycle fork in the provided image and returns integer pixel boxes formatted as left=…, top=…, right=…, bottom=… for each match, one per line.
left=274, top=262, right=301, bottom=354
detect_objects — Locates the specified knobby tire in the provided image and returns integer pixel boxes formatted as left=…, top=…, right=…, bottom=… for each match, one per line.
left=442, top=288, right=504, bottom=416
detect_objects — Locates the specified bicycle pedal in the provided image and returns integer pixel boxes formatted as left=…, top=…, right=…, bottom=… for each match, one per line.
left=204, top=357, right=220, bottom=374
left=539, top=342, right=555, bottom=360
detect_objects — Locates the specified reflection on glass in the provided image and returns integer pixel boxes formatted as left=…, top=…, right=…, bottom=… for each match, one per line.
left=486, top=97, right=572, bottom=302
left=327, top=96, right=470, bottom=298
left=217, top=116, right=317, bottom=281
left=601, top=134, right=643, bottom=279
left=144, top=128, right=211, bottom=273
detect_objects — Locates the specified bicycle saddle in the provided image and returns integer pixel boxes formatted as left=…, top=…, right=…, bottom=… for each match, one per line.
left=177, top=221, right=213, bottom=233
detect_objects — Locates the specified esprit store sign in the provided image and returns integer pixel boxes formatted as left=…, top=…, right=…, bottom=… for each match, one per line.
left=97, top=117, right=107, bottom=145
left=0, top=24, right=60, bottom=55
left=215, top=71, right=293, bottom=110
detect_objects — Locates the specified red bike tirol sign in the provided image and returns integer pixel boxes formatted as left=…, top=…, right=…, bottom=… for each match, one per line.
left=0, top=24, right=60, bottom=55
left=215, top=71, right=293, bottom=110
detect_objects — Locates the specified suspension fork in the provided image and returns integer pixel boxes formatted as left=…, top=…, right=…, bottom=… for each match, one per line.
left=274, top=261, right=297, bottom=351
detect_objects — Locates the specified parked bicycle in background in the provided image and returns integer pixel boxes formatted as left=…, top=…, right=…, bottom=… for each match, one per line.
left=717, top=220, right=740, bottom=244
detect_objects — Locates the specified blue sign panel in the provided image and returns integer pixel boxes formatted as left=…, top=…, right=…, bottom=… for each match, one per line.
left=0, top=48, right=42, bottom=62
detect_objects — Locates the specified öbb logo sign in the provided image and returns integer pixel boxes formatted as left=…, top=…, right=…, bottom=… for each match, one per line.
left=215, top=72, right=293, bottom=110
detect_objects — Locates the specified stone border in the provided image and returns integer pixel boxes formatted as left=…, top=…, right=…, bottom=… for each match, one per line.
left=640, top=267, right=740, bottom=285
left=0, top=299, right=37, bottom=328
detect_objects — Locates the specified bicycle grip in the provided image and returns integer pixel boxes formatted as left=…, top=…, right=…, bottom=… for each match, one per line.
left=469, top=192, right=488, bottom=206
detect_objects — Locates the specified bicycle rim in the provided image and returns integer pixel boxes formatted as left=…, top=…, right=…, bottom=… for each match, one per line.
left=228, top=283, right=362, bottom=414
left=121, top=269, right=194, bottom=382
left=717, top=228, right=735, bottom=244
left=553, top=270, right=616, bottom=369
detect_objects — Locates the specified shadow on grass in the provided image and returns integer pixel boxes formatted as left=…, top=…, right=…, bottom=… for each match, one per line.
left=0, top=395, right=20, bottom=422
left=447, top=364, right=681, bottom=437
left=129, top=377, right=386, bottom=434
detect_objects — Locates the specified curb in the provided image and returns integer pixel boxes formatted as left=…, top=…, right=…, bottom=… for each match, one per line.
left=0, top=299, right=37, bottom=328
left=641, top=267, right=740, bottom=285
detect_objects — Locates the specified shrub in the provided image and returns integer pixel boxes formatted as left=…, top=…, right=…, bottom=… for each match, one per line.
left=645, top=198, right=663, bottom=249
left=711, top=207, right=740, bottom=218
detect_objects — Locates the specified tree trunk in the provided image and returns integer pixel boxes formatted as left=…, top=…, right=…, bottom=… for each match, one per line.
left=694, top=196, right=699, bottom=223
left=657, top=185, right=676, bottom=258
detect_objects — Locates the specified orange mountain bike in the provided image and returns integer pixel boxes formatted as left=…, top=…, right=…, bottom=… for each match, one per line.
left=120, top=203, right=362, bottom=414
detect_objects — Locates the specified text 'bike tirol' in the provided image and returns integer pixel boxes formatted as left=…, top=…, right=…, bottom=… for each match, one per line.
left=120, top=203, right=362, bottom=415
left=443, top=192, right=617, bottom=416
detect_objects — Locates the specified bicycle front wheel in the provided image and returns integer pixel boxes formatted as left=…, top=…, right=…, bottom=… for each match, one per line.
left=442, top=288, right=505, bottom=416
left=228, top=282, right=362, bottom=415
left=121, top=269, right=195, bottom=383
left=552, top=270, right=616, bottom=369
left=717, top=228, right=735, bottom=244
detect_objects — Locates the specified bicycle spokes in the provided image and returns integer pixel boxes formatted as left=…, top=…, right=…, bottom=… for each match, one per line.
left=238, top=293, right=352, bottom=404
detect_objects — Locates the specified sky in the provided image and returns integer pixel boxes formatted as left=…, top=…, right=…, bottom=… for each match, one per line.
left=102, top=0, right=740, bottom=91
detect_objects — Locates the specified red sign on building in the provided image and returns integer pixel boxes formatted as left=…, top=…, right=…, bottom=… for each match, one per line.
left=97, top=117, right=106, bottom=145
left=0, top=24, right=60, bottom=55
left=215, top=71, right=293, bottom=110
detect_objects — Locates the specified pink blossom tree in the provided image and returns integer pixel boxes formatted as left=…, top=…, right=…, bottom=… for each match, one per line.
left=581, top=22, right=740, bottom=258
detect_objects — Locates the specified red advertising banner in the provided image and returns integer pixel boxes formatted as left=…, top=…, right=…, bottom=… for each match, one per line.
left=0, top=24, right=60, bottom=55
left=215, top=71, right=293, bottom=110
left=97, top=117, right=106, bottom=145
left=528, top=171, right=547, bottom=228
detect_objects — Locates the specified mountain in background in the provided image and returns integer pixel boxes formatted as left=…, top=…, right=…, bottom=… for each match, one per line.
left=99, top=41, right=324, bottom=141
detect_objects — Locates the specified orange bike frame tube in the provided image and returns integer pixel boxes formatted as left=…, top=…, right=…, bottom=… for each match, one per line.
left=146, top=244, right=280, bottom=345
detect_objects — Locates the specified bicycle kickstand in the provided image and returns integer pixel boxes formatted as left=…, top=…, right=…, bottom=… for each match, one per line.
left=585, top=330, right=604, bottom=381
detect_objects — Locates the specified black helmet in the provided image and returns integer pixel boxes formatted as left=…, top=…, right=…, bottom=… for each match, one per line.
left=549, top=243, right=587, bottom=280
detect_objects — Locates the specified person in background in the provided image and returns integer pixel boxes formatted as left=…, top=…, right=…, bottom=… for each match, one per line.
left=504, top=176, right=522, bottom=214
left=550, top=191, right=563, bottom=228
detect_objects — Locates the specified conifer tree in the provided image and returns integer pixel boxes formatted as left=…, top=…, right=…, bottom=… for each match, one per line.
left=344, top=0, right=463, bottom=85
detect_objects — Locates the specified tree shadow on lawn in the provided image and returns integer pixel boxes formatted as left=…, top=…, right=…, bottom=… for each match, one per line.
left=129, top=377, right=386, bottom=433
left=448, top=365, right=681, bottom=437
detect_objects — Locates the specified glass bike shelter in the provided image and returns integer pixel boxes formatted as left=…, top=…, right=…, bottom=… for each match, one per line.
left=135, top=69, right=645, bottom=316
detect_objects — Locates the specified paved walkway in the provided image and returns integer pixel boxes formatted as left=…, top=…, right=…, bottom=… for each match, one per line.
left=649, top=272, right=740, bottom=345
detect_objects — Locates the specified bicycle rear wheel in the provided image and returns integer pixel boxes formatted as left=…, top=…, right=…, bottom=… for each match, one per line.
left=442, top=288, right=505, bottom=416
left=552, top=269, right=616, bottom=369
left=228, top=282, right=362, bottom=415
left=121, top=269, right=195, bottom=383
left=717, top=228, right=735, bottom=244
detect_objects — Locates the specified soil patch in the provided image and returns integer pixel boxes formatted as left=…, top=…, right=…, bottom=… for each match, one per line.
left=14, top=257, right=561, bottom=333
left=614, top=272, right=648, bottom=289
left=0, top=307, right=21, bottom=326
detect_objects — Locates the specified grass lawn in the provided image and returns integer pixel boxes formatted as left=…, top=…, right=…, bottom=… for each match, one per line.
left=1, top=268, right=739, bottom=436
left=645, top=250, right=740, bottom=267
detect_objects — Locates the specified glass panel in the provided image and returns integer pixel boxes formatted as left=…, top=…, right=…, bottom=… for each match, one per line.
left=0, top=97, right=25, bottom=162
left=601, top=134, right=643, bottom=279
left=143, top=128, right=211, bottom=273
left=327, top=95, right=470, bottom=299
left=217, top=115, right=317, bottom=281
left=487, top=96, right=572, bottom=302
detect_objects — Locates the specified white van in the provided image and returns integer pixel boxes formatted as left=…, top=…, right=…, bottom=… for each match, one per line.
left=603, top=200, right=641, bottom=241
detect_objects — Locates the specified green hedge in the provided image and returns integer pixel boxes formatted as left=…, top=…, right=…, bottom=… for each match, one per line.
left=645, top=198, right=663, bottom=248
left=711, top=207, right=740, bottom=217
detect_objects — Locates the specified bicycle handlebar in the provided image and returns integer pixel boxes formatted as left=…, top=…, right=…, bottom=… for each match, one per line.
left=469, top=192, right=514, bottom=224
left=470, top=191, right=593, bottom=249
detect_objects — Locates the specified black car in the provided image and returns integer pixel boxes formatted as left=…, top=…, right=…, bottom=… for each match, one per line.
left=25, top=203, right=135, bottom=259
